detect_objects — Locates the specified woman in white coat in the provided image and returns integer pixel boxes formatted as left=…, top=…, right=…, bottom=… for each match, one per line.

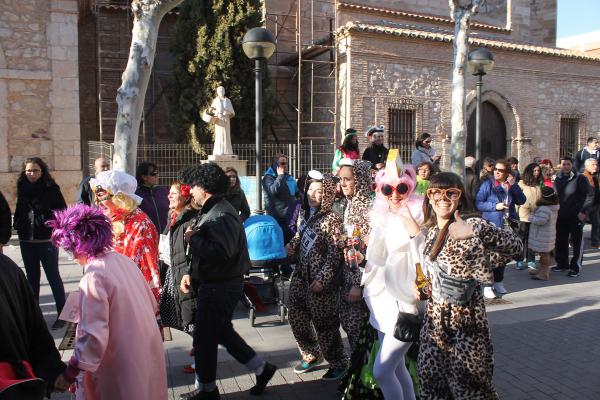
left=361, top=153, right=423, bottom=400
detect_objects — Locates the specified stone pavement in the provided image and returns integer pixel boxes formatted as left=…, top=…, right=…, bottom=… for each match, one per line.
left=3, top=231, right=600, bottom=400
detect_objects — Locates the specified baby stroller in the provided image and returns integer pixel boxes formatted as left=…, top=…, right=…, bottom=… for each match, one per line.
left=243, top=215, right=290, bottom=326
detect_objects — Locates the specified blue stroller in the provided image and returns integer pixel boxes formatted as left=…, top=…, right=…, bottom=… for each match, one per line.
left=243, top=215, right=290, bottom=326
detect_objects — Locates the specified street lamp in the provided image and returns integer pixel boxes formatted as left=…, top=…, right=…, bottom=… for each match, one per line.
left=242, top=27, right=276, bottom=213
left=468, top=48, right=495, bottom=164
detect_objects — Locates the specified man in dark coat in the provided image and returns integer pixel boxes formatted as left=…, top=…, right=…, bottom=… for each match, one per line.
left=76, top=157, right=110, bottom=205
left=574, top=136, right=600, bottom=173
left=178, top=163, right=277, bottom=400
left=464, top=156, right=480, bottom=205
left=361, top=125, right=388, bottom=171
left=0, top=253, right=65, bottom=398
left=553, top=156, right=594, bottom=277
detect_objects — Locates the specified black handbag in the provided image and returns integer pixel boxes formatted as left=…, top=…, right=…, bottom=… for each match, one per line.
left=393, top=311, right=423, bottom=342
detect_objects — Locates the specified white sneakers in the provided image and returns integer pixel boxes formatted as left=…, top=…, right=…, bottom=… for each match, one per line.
left=483, top=286, right=497, bottom=299
left=484, top=282, right=508, bottom=299
left=493, top=282, right=508, bottom=294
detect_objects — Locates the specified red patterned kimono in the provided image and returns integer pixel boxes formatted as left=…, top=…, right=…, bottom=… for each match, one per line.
left=112, top=207, right=161, bottom=302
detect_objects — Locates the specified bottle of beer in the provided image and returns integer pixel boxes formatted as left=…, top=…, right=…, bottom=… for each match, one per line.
left=415, top=262, right=430, bottom=300
left=351, top=224, right=362, bottom=250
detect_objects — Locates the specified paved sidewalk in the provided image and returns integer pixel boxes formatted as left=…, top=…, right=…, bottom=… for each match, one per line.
left=4, top=233, right=600, bottom=399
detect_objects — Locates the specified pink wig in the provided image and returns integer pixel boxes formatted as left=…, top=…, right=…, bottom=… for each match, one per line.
left=371, top=163, right=421, bottom=222
left=47, top=204, right=113, bottom=259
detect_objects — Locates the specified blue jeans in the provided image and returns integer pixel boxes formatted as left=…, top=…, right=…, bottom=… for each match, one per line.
left=194, top=281, right=256, bottom=385
left=20, top=241, right=66, bottom=315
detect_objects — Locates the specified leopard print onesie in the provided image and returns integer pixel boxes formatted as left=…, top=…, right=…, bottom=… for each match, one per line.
left=418, top=218, right=523, bottom=400
left=339, top=160, right=373, bottom=352
left=288, top=173, right=348, bottom=370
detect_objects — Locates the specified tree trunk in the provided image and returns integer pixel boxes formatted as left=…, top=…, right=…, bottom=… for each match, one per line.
left=112, top=0, right=183, bottom=174
left=449, top=0, right=482, bottom=177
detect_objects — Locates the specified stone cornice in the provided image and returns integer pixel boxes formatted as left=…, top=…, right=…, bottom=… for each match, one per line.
left=0, top=69, right=52, bottom=80
left=338, top=2, right=510, bottom=32
left=339, top=21, right=600, bottom=62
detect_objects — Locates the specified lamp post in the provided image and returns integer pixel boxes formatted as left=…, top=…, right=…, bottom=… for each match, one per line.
left=242, top=27, right=276, bottom=213
left=468, top=48, right=495, bottom=164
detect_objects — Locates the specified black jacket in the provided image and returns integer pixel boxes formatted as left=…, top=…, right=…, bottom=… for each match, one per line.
left=225, top=187, right=251, bottom=221
left=554, top=171, right=594, bottom=220
left=13, top=179, right=66, bottom=241
left=187, top=195, right=251, bottom=284
left=0, top=254, right=65, bottom=396
left=464, top=167, right=480, bottom=206
left=574, top=147, right=600, bottom=173
left=0, top=191, right=11, bottom=245
left=163, top=208, right=198, bottom=329
left=362, top=144, right=389, bottom=170
left=76, top=175, right=93, bottom=205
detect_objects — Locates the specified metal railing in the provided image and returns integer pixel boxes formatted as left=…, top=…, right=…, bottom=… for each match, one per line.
left=88, top=141, right=335, bottom=185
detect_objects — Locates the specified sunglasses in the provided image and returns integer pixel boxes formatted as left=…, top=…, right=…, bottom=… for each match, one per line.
left=426, top=188, right=462, bottom=201
left=381, top=183, right=409, bottom=197
left=148, top=171, right=158, bottom=176
left=494, top=168, right=507, bottom=173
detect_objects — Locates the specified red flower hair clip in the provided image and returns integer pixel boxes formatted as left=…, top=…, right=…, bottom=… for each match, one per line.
left=180, top=184, right=191, bottom=197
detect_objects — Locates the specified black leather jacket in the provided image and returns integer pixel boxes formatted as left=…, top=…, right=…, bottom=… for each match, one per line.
left=187, top=195, right=251, bottom=284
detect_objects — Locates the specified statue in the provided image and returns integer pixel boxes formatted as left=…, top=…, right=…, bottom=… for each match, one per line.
left=202, top=86, right=235, bottom=157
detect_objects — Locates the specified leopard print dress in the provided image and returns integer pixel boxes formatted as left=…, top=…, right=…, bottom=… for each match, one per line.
left=288, top=173, right=348, bottom=370
left=418, top=218, right=523, bottom=400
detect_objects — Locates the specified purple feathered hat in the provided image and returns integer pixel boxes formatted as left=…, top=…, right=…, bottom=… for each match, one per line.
left=47, top=204, right=113, bottom=259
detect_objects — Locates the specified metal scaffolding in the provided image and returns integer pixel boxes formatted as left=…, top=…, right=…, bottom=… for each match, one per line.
left=266, top=0, right=338, bottom=176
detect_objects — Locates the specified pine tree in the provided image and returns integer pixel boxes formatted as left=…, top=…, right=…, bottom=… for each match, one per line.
left=169, top=0, right=265, bottom=150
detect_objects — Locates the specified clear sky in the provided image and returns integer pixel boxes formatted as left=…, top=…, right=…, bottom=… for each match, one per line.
left=557, top=0, right=600, bottom=39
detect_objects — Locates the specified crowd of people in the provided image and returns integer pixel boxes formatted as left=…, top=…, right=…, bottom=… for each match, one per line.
left=1, top=132, right=599, bottom=399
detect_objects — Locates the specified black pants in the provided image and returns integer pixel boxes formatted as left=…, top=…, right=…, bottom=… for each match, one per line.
left=493, top=266, right=505, bottom=283
left=194, top=281, right=256, bottom=384
left=20, top=241, right=66, bottom=314
left=555, top=218, right=584, bottom=272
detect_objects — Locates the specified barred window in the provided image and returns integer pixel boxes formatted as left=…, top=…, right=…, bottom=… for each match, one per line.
left=559, top=117, right=579, bottom=158
left=387, top=99, right=422, bottom=163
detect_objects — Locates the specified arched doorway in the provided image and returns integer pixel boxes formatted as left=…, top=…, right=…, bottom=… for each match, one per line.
left=467, top=101, right=507, bottom=161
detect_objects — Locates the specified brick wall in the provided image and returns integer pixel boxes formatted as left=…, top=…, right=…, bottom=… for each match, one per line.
left=0, top=0, right=81, bottom=207
left=343, top=31, right=600, bottom=168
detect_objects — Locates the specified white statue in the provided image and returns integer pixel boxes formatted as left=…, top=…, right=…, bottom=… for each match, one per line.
left=204, top=86, right=235, bottom=156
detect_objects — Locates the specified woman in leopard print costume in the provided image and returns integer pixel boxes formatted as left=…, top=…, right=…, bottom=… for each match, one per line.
left=419, top=172, right=523, bottom=400
left=287, top=171, right=348, bottom=379
left=337, top=159, right=373, bottom=351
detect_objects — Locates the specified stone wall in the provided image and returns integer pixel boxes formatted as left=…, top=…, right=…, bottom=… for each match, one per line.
left=342, top=31, right=600, bottom=168
left=0, top=0, right=81, bottom=208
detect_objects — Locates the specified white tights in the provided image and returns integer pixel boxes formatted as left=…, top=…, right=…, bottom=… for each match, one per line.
left=373, top=331, right=416, bottom=400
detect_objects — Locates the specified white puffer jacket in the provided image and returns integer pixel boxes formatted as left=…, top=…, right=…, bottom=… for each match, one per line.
left=527, top=204, right=560, bottom=252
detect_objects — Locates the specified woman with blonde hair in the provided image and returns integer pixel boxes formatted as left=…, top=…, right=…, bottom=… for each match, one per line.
left=90, top=170, right=161, bottom=302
